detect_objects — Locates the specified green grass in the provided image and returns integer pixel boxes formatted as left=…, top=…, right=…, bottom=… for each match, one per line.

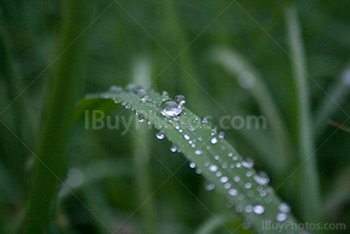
left=1, top=0, right=350, bottom=233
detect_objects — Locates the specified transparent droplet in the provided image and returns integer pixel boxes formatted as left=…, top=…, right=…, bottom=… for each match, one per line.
left=220, top=176, right=228, bottom=183
left=205, top=183, right=215, bottom=191
left=253, top=171, right=270, bottom=186
left=170, top=144, right=178, bottom=153
left=242, top=158, right=254, bottom=168
left=245, top=205, right=253, bottom=213
left=218, top=131, right=225, bottom=139
left=175, top=95, right=186, bottom=105
left=110, top=85, right=122, bottom=93
left=276, top=213, right=287, bottom=222
left=201, top=117, right=208, bottom=124
left=211, top=137, right=218, bottom=144
left=278, top=203, right=291, bottom=213
left=156, top=130, right=165, bottom=140
left=195, top=150, right=202, bottom=155
left=189, top=162, right=196, bottom=168
left=209, top=164, right=218, bottom=172
left=138, top=114, right=145, bottom=122
left=184, top=134, right=190, bottom=140
left=160, top=100, right=183, bottom=117
left=161, top=91, right=169, bottom=100
left=229, top=188, right=238, bottom=196
left=253, top=205, right=265, bottom=215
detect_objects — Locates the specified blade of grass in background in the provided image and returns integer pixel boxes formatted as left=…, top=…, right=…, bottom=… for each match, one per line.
left=209, top=47, right=292, bottom=175
left=194, top=214, right=237, bottom=234
left=19, top=0, right=94, bottom=233
left=131, top=55, right=158, bottom=234
left=157, top=0, right=204, bottom=114
left=76, top=85, right=302, bottom=233
left=285, top=6, right=321, bottom=224
left=314, top=63, right=350, bottom=137
left=0, top=21, right=32, bottom=144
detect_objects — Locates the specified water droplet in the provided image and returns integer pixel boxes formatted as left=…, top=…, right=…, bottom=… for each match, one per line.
left=209, top=165, right=218, bottom=172
left=126, top=84, right=140, bottom=92
left=211, top=137, right=218, bottom=144
left=141, top=95, right=152, bottom=103
left=245, top=205, right=253, bottom=213
left=189, top=162, right=196, bottom=168
left=201, top=117, right=208, bottom=124
left=138, top=114, right=145, bottom=122
left=160, top=100, right=183, bottom=117
left=156, top=130, right=165, bottom=140
left=224, top=183, right=231, bottom=189
left=205, top=183, right=215, bottom=191
left=278, top=203, right=291, bottom=213
left=170, top=144, right=178, bottom=153
left=253, top=171, right=270, bottom=186
left=253, top=205, right=265, bottom=215
left=137, top=89, right=147, bottom=97
left=276, top=213, right=287, bottom=222
left=220, top=176, right=228, bottom=183
left=175, top=95, right=186, bottom=105
left=162, top=91, right=169, bottom=100
left=242, top=158, right=254, bottom=168
left=184, top=134, right=190, bottom=140
left=195, top=150, right=202, bottom=155
left=245, top=183, right=252, bottom=189
left=110, top=85, right=122, bottom=93
left=229, top=188, right=238, bottom=196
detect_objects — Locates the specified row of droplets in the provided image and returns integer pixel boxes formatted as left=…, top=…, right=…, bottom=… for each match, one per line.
left=109, top=85, right=292, bottom=225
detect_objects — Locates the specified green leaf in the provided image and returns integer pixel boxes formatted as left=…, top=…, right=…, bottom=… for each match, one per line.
left=76, top=85, right=302, bottom=233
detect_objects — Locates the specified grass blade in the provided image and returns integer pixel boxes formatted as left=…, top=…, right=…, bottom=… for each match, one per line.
left=77, top=85, right=302, bottom=233
left=285, top=6, right=321, bottom=223
left=209, top=47, right=292, bottom=175
left=19, top=1, right=94, bottom=233
left=314, top=63, right=350, bottom=136
left=131, top=56, right=158, bottom=234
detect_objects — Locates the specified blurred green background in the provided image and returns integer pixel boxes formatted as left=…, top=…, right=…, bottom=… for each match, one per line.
left=0, top=0, right=350, bottom=233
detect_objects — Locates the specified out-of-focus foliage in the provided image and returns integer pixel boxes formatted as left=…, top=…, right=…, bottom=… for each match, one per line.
left=0, top=0, right=350, bottom=233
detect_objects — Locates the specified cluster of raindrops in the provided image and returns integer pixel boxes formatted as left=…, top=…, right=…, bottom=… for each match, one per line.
left=106, top=85, right=295, bottom=229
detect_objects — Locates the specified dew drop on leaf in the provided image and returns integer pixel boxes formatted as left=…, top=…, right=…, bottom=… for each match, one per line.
left=160, top=100, right=183, bottom=117
left=156, top=130, right=165, bottom=140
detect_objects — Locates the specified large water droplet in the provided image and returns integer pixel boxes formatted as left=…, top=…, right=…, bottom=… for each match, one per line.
left=211, top=137, right=218, bottom=144
left=160, top=100, right=183, bottom=117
